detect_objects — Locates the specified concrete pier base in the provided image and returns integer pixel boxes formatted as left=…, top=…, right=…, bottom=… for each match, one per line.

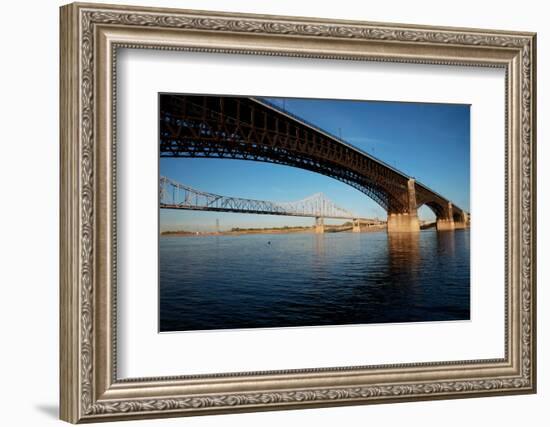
left=453, top=212, right=469, bottom=230
left=387, top=213, right=420, bottom=233
left=314, top=217, right=325, bottom=234
left=436, top=219, right=455, bottom=231
left=352, top=219, right=361, bottom=233
left=387, top=179, right=421, bottom=233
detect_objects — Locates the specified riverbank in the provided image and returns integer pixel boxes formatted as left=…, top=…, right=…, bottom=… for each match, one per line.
left=161, top=227, right=314, bottom=237
left=161, top=224, right=386, bottom=237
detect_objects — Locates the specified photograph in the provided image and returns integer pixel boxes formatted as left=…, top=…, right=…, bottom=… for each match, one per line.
left=159, top=94, right=471, bottom=332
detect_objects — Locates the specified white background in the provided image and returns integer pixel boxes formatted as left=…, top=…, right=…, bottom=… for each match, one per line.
left=0, top=0, right=546, bottom=426
left=118, top=50, right=504, bottom=377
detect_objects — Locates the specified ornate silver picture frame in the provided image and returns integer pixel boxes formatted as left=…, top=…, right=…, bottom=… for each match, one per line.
left=60, top=2, right=536, bottom=423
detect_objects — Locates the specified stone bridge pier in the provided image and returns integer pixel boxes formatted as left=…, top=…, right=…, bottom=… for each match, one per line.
left=436, top=202, right=456, bottom=231
left=387, top=179, right=469, bottom=233
left=387, top=179, right=420, bottom=233
left=314, top=217, right=325, bottom=234
left=453, top=211, right=469, bottom=230
left=436, top=202, right=470, bottom=231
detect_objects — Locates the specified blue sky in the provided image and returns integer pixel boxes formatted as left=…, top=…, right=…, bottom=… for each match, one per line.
left=160, top=97, right=470, bottom=231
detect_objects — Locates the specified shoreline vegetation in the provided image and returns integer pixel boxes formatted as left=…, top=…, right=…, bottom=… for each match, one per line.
left=161, top=224, right=387, bottom=237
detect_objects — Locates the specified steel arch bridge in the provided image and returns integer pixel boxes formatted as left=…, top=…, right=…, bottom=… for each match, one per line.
left=160, top=94, right=469, bottom=232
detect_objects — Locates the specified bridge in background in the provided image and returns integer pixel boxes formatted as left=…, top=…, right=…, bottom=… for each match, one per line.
left=160, top=94, right=469, bottom=232
left=160, top=177, right=384, bottom=233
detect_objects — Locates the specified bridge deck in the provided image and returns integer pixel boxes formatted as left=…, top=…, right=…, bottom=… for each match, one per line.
left=160, top=203, right=380, bottom=221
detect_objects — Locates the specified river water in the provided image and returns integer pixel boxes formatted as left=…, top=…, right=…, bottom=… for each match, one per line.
left=159, top=229, right=470, bottom=332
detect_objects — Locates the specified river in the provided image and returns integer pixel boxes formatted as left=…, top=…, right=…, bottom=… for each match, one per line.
left=160, top=229, right=470, bottom=332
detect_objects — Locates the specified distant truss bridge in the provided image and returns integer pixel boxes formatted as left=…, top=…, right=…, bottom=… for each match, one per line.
left=160, top=176, right=382, bottom=223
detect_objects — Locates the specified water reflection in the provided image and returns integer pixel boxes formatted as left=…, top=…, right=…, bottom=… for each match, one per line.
left=387, top=232, right=420, bottom=279
left=436, top=230, right=456, bottom=257
left=313, top=233, right=326, bottom=257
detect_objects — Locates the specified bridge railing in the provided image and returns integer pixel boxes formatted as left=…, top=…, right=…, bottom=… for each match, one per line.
left=254, top=97, right=413, bottom=182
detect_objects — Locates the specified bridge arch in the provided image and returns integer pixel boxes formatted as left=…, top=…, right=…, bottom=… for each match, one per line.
left=419, top=201, right=447, bottom=219
left=160, top=94, right=412, bottom=213
left=417, top=197, right=462, bottom=221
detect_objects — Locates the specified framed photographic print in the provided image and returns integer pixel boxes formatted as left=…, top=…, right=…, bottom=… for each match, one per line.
left=60, top=2, right=537, bottom=423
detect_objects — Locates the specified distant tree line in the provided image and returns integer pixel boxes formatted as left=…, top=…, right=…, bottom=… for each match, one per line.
left=230, top=225, right=311, bottom=232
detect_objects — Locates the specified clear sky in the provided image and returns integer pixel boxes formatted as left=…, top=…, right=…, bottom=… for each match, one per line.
left=160, top=96, right=470, bottom=232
